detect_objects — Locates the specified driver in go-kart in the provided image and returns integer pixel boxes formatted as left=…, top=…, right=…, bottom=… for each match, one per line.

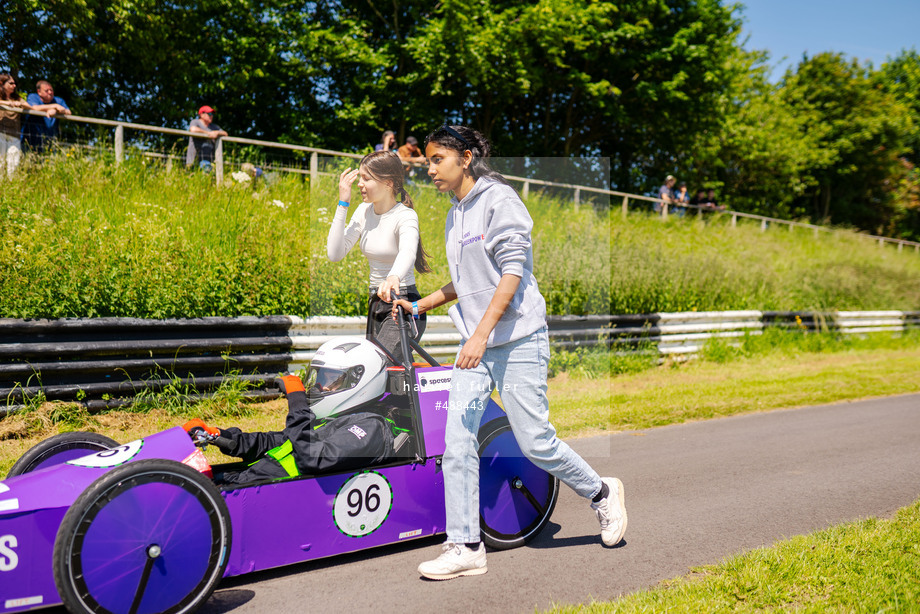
left=183, top=337, right=395, bottom=485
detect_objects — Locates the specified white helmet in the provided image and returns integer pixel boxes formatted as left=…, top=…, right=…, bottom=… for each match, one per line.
left=305, top=337, right=388, bottom=419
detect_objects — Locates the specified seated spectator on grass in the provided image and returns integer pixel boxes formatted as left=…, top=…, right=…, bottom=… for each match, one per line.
left=655, top=175, right=676, bottom=213
left=375, top=130, right=396, bottom=152
left=186, top=105, right=228, bottom=171
left=21, top=79, right=71, bottom=152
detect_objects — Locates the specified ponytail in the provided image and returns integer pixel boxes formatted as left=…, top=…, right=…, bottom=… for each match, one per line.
left=398, top=188, right=432, bottom=274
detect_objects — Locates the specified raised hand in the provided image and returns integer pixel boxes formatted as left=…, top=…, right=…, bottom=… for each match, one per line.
left=339, top=167, right=360, bottom=203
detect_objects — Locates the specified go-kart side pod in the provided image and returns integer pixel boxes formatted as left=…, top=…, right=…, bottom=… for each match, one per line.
left=52, top=459, right=231, bottom=614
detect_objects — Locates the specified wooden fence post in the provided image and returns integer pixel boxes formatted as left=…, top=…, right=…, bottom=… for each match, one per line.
left=215, top=138, right=224, bottom=186
left=114, top=125, right=124, bottom=164
left=731, top=213, right=737, bottom=228
left=574, top=187, right=580, bottom=210
left=621, top=195, right=629, bottom=218
left=522, top=180, right=530, bottom=200
left=310, top=152, right=318, bottom=185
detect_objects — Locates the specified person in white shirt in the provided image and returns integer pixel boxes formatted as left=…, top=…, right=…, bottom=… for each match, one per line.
left=328, top=150, right=431, bottom=359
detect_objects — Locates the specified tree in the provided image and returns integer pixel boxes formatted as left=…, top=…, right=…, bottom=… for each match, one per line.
left=778, top=53, right=913, bottom=231
left=2, top=0, right=330, bottom=144
left=406, top=0, right=744, bottom=193
left=878, top=49, right=920, bottom=166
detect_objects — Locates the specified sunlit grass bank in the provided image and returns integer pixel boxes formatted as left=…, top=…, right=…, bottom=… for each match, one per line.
left=1, top=153, right=920, bottom=318
left=548, top=498, right=920, bottom=613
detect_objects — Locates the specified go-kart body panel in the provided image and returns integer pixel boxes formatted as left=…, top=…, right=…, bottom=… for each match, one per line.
left=222, top=460, right=445, bottom=576
left=0, top=362, right=525, bottom=613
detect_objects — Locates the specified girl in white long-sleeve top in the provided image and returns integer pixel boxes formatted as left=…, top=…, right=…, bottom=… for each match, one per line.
left=327, top=150, right=431, bottom=359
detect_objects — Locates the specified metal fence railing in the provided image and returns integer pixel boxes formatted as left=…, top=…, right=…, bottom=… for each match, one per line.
left=1, top=310, right=916, bottom=414
left=4, top=105, right=920, bottom=253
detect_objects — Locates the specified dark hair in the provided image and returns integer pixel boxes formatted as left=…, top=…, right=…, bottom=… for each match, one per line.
left=359, top=150, right=432, bottom=274
left=0, top=74, right=17, bottom=102
left=406, top=136, right=418, bottom=146
left=424, top=125, right=511, bottom=187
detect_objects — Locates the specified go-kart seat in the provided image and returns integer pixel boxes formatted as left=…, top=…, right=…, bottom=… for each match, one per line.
left=393, top=431, right=410, bottom=455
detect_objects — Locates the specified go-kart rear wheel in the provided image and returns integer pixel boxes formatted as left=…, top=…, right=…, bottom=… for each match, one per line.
left=478, top=417, right=559, bottom=550
left=6, top=431, right=119, bottom=478
left=53, top=459, right=231, bottom=614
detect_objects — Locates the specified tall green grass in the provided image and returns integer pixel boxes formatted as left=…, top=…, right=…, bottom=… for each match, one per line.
left=2, top=152, right=920, bottom=318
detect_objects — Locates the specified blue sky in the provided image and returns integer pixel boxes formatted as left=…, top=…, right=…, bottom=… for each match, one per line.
left=737, top=0, right=919, bottom=79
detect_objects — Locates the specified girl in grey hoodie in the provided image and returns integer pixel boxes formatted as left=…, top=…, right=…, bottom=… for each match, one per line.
left=392, top=125, right=628, bottom=581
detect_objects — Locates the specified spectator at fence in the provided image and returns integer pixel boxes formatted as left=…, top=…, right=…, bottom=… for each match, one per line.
left=397, top=136, right=426, bottom=182
left=21, top=79, right=71, bottom=152
left=328, top=150, right=431, bottom=359
left=706, top=188, right=725, bottom=211
left=690, top=187, right=726, bottom=214
left=674, top=181, right=689, bottom=216
left=655, top=175, right=676, bottom=213
left=185, top=105, right=228, bottom=171
left=0, top=74, right=31, bottom=178
left=375, top=130, right=397, bottom=152
left=689, top=188, right=708, bottom=208
left=397, top=136, right=425, bottom=166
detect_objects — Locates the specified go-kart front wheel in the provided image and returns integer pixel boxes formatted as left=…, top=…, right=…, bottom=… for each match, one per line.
left=6, top=431, right=119, bottom=478
left=53, top=459, right=231, bottom=614
left=478, top=417, right=560, bottom=550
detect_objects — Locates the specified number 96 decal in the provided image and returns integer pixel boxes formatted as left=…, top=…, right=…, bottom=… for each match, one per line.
left=333, top=471, right=393, bottom=538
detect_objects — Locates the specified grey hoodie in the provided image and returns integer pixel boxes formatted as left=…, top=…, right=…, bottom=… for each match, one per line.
left=445, top=176, right=547, bottom=347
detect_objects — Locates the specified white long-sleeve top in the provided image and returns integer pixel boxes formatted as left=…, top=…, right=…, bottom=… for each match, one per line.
left=327, top=202, right=419, bottom=289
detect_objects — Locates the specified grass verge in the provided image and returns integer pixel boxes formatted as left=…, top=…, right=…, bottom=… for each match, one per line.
left=549, top=498, right=920, bottom=613
left=3, top=332, right=920, bottom=472
left=2, top=335, right=919, bottom=611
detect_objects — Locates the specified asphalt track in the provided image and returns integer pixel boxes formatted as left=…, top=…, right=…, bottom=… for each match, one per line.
left=193, top=393, right=920, bottom=614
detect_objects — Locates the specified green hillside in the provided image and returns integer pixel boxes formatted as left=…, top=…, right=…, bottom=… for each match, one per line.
left=1, top=154, right=919, bottom=319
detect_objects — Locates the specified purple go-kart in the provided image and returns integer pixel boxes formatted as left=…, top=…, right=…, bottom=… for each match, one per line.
left=0, top=306, right=559, bottom=614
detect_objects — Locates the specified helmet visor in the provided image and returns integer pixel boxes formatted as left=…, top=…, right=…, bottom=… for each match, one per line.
left=306, top=364, right=364, bottom=395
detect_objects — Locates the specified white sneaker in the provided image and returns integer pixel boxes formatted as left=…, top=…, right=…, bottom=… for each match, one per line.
left=418, top=542, right=488, bottom=580
left=591, top=477, right=627, bottom=546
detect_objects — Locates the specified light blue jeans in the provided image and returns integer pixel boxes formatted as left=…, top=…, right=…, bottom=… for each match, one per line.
left=443, top=327, right=603, bottom=543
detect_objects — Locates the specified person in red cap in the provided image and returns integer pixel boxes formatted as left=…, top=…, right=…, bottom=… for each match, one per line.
left=186, top=105, right=228, bottom=171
